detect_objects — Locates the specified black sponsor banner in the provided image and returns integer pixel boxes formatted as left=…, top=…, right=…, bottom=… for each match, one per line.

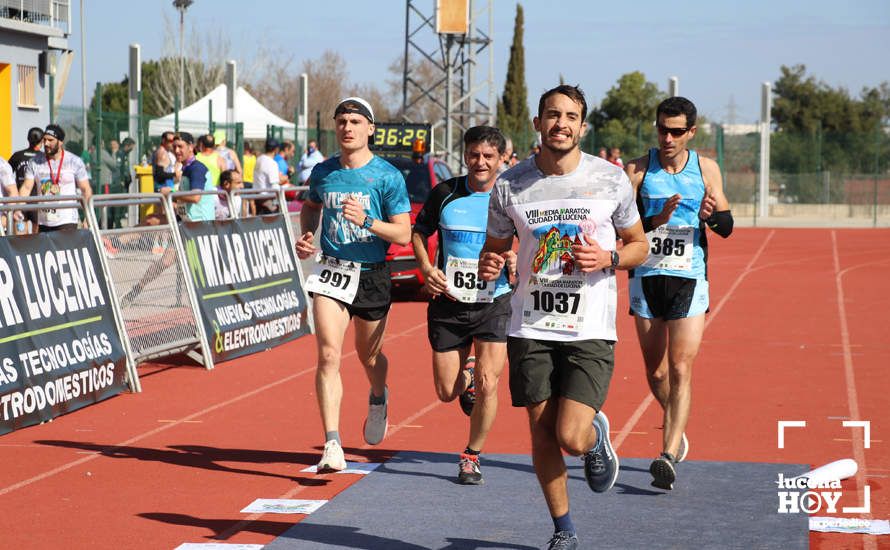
left=179, top=216, right=309, bottom=363
left=0, top=230, right=129, bottom=435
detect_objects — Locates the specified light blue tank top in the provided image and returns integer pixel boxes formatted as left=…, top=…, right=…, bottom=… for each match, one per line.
left=436, top=178, right=510, bottom=298
left=636, top=148, right=707, bottom=279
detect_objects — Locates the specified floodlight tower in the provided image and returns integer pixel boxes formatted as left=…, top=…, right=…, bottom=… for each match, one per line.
left=173, top=0, right=194, bottom=104
left=402, top=0, right=494, bottom=171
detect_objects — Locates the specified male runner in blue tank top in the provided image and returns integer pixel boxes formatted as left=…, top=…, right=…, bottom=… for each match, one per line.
left=412, top=126, right=515, bottom=486
left=295, top=97, right=411, bottom=473
left=625, top=96, right=733, bottom=490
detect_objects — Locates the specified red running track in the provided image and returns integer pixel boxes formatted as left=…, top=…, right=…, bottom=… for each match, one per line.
left=0, top=228, right=886, bottom=549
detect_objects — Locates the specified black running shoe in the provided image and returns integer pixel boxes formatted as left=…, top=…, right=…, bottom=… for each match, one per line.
left=459, top=357, right=476, bottom=417
left=457, top=453, right=483, bottom=485
left=650, top=452, right=677, bottom=490
left=583, top=410, right=619, bottom=493
left=546, top=530, right=579, bottom=550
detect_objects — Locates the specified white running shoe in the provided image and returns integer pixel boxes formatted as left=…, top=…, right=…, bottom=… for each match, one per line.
left=677, top=432, right=689, bottom=463
left=317, top=440, right=346, bottom=472
left=363, top=387, right=388, bottom=445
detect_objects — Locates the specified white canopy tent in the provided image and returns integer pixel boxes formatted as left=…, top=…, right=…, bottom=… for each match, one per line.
left=148, top=84, right=294, bottom=139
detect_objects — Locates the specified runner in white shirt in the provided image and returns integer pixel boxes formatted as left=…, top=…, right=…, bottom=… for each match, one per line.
left=20, top=125, right=92, bottom=232
left=479, top=85, right=648, bottom=550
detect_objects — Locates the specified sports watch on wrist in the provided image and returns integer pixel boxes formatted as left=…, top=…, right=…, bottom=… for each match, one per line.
left=361, top=215, right=375, bottom=230
left=610, top=250, right=620, bottom=268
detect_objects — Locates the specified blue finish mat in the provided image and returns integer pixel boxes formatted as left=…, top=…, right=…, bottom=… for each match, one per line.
left=266, top=452, right=808, bottom=549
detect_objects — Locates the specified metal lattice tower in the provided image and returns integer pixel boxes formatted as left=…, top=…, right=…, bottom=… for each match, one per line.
left=402, top=0, right=495, bottom=171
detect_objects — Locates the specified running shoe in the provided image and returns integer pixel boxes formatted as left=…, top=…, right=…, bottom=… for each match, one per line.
left=102, top=237, right=119, bottom=258
left=363, top=387, right=388, bottom=445
left=457, top=453, right=483, bottom=485
left=676, top=432, right=689, bottom=463
left=583, top=410, right=619, bottom=493
left=120, top=288, right=138, bottom=309
left=546, top=530, right=579, bottom=550
left=459, top=356, right=476, bottom=417
left=317, top=439, right=346, bottom=472
left=650, top=452, right=677, bottom=490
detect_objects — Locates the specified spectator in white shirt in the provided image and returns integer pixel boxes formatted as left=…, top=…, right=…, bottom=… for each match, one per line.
left=253, top=138, right=289, bottom=215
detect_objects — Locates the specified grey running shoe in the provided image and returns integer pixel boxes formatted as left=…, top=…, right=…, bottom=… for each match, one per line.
left=650, top=452, right=677, bottom=490
left=363, top=387, right=388, bottom=445
left=457, top=453, right=483, bottom=485
left=459, top=356, right=476, bottom=417
left=676, top=432, right=689, bottom=463
left=317, top=439, right=346, bottom=472
left=546, top=530, right=579, bottom=550
left=583, top=410, right=619, bottom=493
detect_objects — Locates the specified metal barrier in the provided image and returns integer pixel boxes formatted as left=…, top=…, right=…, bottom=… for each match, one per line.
left=91, top=193, right=213, bottom=370
left=0, top=194, right=142, bottom=391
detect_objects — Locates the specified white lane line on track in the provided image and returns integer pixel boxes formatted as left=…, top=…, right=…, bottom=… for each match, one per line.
left=612, top=230, right=776, bottom=451
left=831, top=231, right=887, bottom=549
left=0, top=321, right=429, bottom=498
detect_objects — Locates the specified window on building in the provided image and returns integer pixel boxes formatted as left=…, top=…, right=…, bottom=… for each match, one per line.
left=17, top=65, right=37, bottom=108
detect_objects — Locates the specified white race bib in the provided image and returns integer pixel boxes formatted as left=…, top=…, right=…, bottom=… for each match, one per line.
left=304, top=255, right=362, bottom=304
left=445, top=257, right=494, bottom=303
left=643, top=225, right=694, bottom=271
left=521, top=273, right=586, bottom=333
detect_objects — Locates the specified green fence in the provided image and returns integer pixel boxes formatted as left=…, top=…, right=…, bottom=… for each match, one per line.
left=51, top=103, right=890, bottom=226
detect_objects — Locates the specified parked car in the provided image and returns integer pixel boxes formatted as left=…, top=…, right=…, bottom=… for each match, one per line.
left=383, top=155, right=453, bottom=287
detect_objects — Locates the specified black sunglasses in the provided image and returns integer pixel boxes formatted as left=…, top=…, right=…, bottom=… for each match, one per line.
left=657, top=125, right=690, bottom=137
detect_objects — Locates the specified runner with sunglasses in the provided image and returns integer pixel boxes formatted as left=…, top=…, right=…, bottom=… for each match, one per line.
left=624, top=96, right=733, bottom=490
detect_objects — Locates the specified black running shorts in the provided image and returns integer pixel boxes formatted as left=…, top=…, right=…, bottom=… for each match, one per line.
left=310, top=262, right=392, bottom=321
left=348, top=263, right=392, bottom=321
left=427, top=293, right=511, bottom=352
left=629, top=274, right=709, bottom=320
left=507, top=337, right=615, bottom=411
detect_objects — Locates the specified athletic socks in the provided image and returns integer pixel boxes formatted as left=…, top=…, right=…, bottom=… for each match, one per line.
left=325, top=431, right=341, bottom=445
left=463, top=447, right=480, bottom=456
left=552, top=512, right=575, bottom=535
left=369, top=391, right=386, bottom=405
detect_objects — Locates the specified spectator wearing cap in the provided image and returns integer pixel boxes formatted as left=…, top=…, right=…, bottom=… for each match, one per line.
left=20, top=124, right=92, bottom=232
left=213, top=129, right=243, bottom=174
left=253, top=137, right=289, bottom=215
left=170, top=132, right=215, bottom=222
left=8, top=127, right=43, bottom=232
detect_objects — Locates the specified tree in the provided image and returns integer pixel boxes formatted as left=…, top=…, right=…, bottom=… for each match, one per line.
left=588, top=71, right=664, bottom=159
left=496, top=4, right=533, bottom=153
left=772, top=64, right=890, bottom=177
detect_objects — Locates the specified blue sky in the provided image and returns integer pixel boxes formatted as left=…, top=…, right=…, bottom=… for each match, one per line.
left=63, top=0, right=890, bottom=124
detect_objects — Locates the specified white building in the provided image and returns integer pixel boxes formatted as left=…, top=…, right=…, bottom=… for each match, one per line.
left=0, top=0, right=72, bottom=157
